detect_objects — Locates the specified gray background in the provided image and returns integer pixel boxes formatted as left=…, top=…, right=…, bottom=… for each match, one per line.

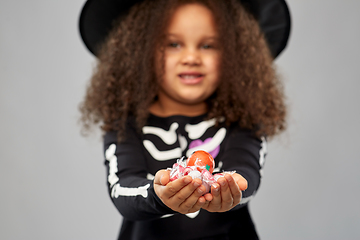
left=1, top=0, right=359, bottom=239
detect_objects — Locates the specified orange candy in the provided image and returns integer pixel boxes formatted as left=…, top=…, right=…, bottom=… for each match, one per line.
left=186, top=150, right=215, bottom=174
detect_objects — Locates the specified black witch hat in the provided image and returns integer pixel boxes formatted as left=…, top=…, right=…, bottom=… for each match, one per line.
left=79, top=0, right=291, bottom=58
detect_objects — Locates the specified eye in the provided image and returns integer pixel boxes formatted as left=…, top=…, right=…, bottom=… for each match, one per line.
left=202, top=44, right=212, bottom=49
left=201, top=43, right=217, bottom=50
left=168, top=42, right=180, bottom=48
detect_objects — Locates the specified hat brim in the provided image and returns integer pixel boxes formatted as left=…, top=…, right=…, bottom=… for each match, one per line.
left=79, top=0, right=291, bottom=58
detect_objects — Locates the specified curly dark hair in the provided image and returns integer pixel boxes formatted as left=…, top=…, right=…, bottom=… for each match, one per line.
left=79, top=0, right=287, bottom=141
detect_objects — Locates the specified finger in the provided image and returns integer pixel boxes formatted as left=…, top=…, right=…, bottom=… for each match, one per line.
left=218, top=176, right=234, bottom=210
left=225, top=174, right=241, bottom=206
left=162, top=176, right=193, bottom=199
left=201, top=192, right=212, bottom=210
left=169, top=177, right=201, bottom=207
left=206, top=182, right=221, bottom=211
left=203, top=192, right=213, bottom=202
left=186, top=190, right=207, bottom=213
left=194, top=196, right=207, bottom=210
left=202, top=199, right=210, bottom=209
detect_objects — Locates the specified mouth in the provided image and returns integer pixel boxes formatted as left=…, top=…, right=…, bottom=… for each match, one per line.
left=178, top=73, right=204, bottom=84
left=179, top=74, right=203, bottom=78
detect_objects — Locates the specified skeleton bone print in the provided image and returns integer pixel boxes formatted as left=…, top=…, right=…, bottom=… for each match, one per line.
left=142, top=118, right=226, bottom=161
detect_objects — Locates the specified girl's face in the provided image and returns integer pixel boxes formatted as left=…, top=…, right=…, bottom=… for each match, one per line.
left=153, top=3, right=220, bottom=116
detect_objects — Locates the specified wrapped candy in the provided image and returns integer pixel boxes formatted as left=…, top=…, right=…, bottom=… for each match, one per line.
left=169, top=162, right=186, bottom=181
left=168, top=150, right=236, bottom=194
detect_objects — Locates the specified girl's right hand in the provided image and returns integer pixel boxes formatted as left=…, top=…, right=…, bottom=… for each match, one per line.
left=154, top=170, right=207, bottom=214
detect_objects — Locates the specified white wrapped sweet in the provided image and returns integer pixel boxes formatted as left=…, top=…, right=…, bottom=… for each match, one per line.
left=168, top=154, right=236, bottom=194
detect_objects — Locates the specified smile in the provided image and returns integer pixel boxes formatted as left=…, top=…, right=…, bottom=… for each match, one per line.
left=179, top=74, right=203, bottom=79
left=178, top=74, right=204, bottom=84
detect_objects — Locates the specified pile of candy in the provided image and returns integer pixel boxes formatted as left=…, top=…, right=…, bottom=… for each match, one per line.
left=168, top=150, right=235, bottom=193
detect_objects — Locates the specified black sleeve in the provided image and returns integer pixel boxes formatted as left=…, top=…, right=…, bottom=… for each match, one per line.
left=103, top=125, right=176, bottom=221
left=220, top=127, right=266, bottom=207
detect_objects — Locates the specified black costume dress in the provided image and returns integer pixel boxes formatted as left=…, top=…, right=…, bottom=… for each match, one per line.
left=104, top=114, right=266, bottom=240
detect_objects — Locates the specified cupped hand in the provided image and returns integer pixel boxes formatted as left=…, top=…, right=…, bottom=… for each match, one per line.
left=202, top=173, right=248, bottom=212
left=154, top=169, right=207, bottom=214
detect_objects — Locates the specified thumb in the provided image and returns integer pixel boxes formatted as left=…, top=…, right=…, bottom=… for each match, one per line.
left=238, top=177, right=248, bottom=191
left=234, top=173, right=248, bottom=191
left=154, top=169, right=170, bottom=186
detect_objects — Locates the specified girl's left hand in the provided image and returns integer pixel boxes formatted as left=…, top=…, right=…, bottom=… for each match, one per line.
left=202, top=173, right=248, bottom=212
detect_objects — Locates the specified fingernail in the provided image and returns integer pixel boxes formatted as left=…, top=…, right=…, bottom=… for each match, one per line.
left=194, top=181, right=201, bottom=188
left=197, top=188, right=204, bottom=194
left=225, top=175, right=232, bottom=182
left=160, top=174, right=165, bottom=185
left=184, top=177, right=191, bottom=184
left=220, top=180, right=226, bottom=187
left=212, top=184, right=219, bottom=191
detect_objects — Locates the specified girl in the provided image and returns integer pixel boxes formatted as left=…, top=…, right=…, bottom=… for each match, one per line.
left=79, top=0, right=290, bottom=239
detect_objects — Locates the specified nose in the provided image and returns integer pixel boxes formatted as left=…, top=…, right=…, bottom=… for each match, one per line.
left=181, top=48, right=201, bottom=66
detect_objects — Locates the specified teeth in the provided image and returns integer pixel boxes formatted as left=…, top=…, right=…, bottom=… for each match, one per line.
left=181, top=75, right=201, bottom=79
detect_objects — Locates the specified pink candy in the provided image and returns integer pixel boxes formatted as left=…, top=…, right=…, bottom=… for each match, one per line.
left=168, top=157, right=236, bottom=194
left=169, top=163, right=185, bottom=181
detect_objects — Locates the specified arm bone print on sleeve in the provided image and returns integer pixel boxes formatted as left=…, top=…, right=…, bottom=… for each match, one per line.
left=238, top=137, right=267, bottom=205
left=259, top=136, right=267, bottom=177
left=111, top=183, right=150, bottom=198
left=105, top=144, right=150, bottom=198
